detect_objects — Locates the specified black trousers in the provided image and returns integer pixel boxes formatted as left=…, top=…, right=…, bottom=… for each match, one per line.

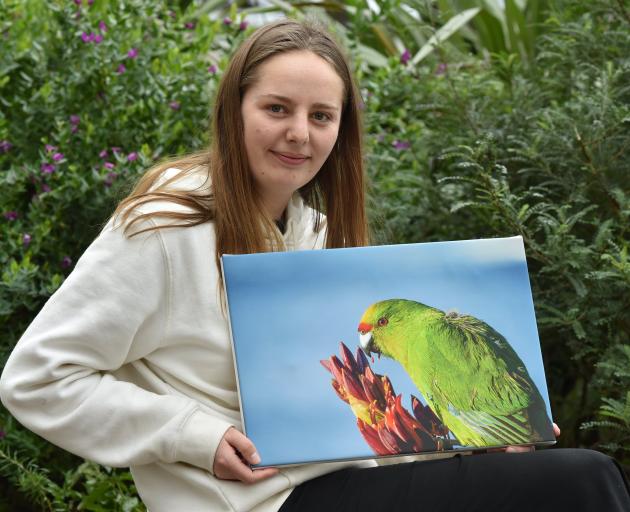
left=279, top=449, right=630, bottom=512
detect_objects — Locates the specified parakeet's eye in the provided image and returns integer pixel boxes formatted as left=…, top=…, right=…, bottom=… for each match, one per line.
left=377, top=317, right=388, bottom=327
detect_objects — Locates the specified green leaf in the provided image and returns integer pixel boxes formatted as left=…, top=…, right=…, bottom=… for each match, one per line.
left=411, top=8, right=481, bottom=65
left=356, top=42, right=389, bottom=68
left=474, top=8, right=508, bottom=54
left=505, top=0, right=532, bottom=63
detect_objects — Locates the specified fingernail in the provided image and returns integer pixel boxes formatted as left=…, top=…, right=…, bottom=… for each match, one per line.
left=251, top=452, right=261, bottom=464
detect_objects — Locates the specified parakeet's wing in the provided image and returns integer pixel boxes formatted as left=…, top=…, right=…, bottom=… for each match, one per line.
left=420, top=312, right=553, bottom=445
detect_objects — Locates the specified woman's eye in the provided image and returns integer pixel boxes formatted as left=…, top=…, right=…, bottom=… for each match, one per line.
left=268, top=104, right=284, bottom=114
left=312, top=111, right=331, bottom=122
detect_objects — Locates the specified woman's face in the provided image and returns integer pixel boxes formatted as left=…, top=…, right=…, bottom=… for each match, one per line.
left=240, top=50, right=345, bottom=219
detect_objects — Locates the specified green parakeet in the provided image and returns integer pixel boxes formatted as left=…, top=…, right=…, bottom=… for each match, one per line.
left=358, top=299, right=554, bottom=447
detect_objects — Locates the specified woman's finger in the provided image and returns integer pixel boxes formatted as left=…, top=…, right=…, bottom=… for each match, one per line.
left=505, top=445, right=535, bottom=453
left=222, top=442, right=253, bottom=480
left=214, top=428, right=280, bottom=483
left=248, top=467, right=280, bottom=483
left=225, top=428, right=261, bottom=465
left=218, top=446, right=279, bottom=483
left=553, top=423, right=561, bottom=438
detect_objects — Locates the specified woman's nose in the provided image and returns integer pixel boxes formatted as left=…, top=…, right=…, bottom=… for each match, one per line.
left=286, top=114, right=309, bottom=144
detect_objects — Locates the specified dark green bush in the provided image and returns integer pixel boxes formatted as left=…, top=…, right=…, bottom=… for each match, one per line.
left=362, top=0, right=629, bottom=469
left=1, top=1, right=248, bottom=509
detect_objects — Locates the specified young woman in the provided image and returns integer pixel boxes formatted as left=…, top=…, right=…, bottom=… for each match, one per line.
left=1, top=19, right=629, bottom=512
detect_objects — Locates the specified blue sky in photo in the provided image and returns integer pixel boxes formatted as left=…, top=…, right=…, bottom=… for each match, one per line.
left=222, top=236, right=554, bottom=466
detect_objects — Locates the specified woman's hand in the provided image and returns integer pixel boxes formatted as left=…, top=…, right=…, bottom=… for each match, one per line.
left=503, top=422, right=561, bottom=453
left=213, top=427, right=279, bottom=483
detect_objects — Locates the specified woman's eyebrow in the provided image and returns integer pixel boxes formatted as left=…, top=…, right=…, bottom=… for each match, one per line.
left=258, top=93, right=340, bottom=111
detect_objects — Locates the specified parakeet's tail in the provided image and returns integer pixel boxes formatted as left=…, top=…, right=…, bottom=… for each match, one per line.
left=442, top=401, right=554, bottom=447
left=525, top=401, right=555, bottom=443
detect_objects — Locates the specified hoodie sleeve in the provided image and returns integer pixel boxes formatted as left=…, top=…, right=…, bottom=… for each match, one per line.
left=0, top=218, right=233, bottom=473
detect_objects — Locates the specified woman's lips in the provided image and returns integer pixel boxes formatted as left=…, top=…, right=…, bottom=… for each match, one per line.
left=271, top=150, right=310, bottom=166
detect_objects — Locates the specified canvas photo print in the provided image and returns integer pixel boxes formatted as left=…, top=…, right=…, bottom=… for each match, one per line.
left=221, top=236, right=556, bottom=467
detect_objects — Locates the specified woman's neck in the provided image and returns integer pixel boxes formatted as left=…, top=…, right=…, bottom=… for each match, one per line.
left=258, top=189, right=292, bottom=223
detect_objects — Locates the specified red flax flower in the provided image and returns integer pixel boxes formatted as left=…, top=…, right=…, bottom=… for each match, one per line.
left=321, top=342, right=452, bottom=455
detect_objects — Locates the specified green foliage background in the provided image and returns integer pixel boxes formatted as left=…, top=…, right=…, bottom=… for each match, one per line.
left=1, top=0, right=629, bottom=509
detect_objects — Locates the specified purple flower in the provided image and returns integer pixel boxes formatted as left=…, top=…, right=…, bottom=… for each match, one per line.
left=99, top=149, right=108, bottom=158
left=400, top=49, right=411, bottom=65
left=99, top=21, right=107, bottom=32
left=103, top=161, right=115, bottom=169
left=71, top=125, right=79, bottom=134
left=127, top=152, right=138, bottom=162
left=223, top=17, right=232, bottom=25
left=40, top=163, right=56, bottom=174
left=52, top=152, right=64, bottom=161
left=184, top=22, right=195, bottom=30
left=0, top=140, right=12, bottom=153
left=239, top=20, right=248, bottom=31
left=81, top=31, right=91, bottom=43
left=169, top=101, right=180, bottom=111
left=435, top=62, right=447, bottom=75
left=117, top=63, right=126, bottom=74
left=104, top=171, right=118, bottom=187
left=70, top=115, right=80, bottom=125
left=127, top=48, right=138, bottom=59
left=111, top=146, right=121, bottom=154
left=61, top=256, right=73, bottom=269
left=23, top=233, right=32, bottom=247
left=45, top=144, right=57, bottom=152
left=87, top=0, right=94, bottom=4
left=392, top=140, right=411, bottom=150
left=42, top=184, right=51, bottom=193
left=74, top=0, right=82, bottom=5
left=207, top=64, right=217, bottom=74
left=3, top=211, right=18, bottom=221
left=94, top=34, right=103, bottom=44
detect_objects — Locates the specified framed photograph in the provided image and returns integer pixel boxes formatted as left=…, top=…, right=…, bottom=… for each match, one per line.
left=222, top=236, right=556, bottom=467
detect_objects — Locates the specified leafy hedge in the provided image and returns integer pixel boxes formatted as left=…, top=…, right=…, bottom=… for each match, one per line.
left=361, top=0, right=629, bottom=461
left=1, top=0, right=628, bottom=509
left=1, top=1, right=246, bottom=509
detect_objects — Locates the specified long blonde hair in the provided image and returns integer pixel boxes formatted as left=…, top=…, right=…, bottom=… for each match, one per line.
left=114, top=19, right=369, bottom=270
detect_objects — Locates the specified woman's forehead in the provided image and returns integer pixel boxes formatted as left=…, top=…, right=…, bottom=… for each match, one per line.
left=247, top=50, right=345, bottom=106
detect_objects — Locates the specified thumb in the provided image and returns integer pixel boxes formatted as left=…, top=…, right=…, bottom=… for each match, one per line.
left=226, top=428, right=262, bottom=465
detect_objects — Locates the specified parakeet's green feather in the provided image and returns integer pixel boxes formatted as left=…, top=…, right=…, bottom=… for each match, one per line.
left=359, top=299, right=554, bottom=447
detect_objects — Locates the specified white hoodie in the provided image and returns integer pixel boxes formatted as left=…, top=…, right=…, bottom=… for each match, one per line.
left=0, top=168, right=375, bottom=511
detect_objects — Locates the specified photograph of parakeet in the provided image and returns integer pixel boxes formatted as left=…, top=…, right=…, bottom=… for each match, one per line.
left=358, top=298, right=555, bottom=448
